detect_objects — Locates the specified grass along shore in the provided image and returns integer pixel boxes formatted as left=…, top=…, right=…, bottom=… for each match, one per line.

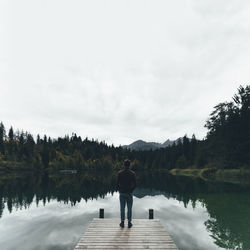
left=169, top=168, right=250, bottom=184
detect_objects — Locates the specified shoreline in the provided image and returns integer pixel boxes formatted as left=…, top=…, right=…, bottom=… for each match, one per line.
left=169, top=168, right=250, bottom=184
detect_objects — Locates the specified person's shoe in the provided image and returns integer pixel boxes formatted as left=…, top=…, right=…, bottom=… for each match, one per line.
left=119, top=221, right=124, bottom=228
left=128, top=221, right=133, bottom=228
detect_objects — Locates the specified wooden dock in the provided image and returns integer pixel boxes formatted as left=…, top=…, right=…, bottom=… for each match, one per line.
left=74, top=218, right=178, bottom=249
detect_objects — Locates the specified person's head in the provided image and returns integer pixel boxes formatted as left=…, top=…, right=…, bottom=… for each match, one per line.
left=123, top=159, right=131, bottom=169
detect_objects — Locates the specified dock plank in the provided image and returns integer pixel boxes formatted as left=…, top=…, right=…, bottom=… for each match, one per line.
left=74, top=219, right=178, bottom=250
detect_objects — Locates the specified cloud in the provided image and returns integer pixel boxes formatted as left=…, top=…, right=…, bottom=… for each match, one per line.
left=1, top=0, right=250, bottom=145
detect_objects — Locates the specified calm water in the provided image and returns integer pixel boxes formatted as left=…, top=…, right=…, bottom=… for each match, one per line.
left=0, top=171, right=250, bottom=250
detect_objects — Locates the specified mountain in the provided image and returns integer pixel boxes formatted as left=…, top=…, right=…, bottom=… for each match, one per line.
left=122, top=138, right=184, bottom=151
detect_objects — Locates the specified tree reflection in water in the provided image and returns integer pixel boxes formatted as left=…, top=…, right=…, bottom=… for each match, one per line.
left=0, top=170, right=250, bottom=249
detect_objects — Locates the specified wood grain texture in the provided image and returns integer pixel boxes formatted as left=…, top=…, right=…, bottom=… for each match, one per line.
left=74, top=219, right=178, bottom=250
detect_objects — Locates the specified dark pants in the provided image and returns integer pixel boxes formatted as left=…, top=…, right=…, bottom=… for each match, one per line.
left=119, top=193, right=133, bottom=222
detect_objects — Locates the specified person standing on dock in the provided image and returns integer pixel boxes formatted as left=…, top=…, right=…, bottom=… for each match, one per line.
left=116, top=159, right=136, bottom=228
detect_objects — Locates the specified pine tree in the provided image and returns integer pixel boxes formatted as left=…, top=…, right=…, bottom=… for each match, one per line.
left=0, top=122, right=6, bottom=154
left=8, top=126, right=14, bottom=141
left=37, top=134, right=41, bottom=145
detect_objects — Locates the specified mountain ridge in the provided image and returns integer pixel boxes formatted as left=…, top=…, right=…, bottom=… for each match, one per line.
left=122, top=138, right=185, bottom=151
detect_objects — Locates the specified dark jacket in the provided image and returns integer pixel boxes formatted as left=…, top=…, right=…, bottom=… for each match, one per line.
left=116, top=169, right=136, bottom=193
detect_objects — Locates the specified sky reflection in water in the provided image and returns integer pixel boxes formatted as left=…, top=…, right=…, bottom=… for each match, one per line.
left=1, top=190, right=220, bottom=250
left=1, top=172, right=250, bottom=250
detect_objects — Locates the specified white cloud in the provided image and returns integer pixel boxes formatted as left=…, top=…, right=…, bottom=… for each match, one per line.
left=1, top=0, right=250, bottom=145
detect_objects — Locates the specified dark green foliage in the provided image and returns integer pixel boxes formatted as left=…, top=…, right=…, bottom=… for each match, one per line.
left=0, top=85, right=249, bottom=171
left=8, top=127, right=14, bottom=141
left=205, top=85, right=250, bottom=168
left=0, top=122, right=5, bottom=154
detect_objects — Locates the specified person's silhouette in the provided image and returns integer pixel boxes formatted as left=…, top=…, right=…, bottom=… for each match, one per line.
left=116, top=159, right=136, bottom=228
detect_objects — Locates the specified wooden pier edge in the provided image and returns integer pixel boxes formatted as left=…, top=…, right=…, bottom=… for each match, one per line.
left=99, top=208, right=154, bottom=219
left=74, top=210, right=178, bottom=249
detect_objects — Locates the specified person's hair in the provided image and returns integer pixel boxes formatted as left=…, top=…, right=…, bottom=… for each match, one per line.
left=123, top=159, right=131, bottom=168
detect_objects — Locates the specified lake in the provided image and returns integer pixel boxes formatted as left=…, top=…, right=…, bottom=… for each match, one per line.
left=0, top=171, right=250, bottom=250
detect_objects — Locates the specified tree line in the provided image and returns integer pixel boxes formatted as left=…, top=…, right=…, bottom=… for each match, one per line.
left=0, top=85, right=249, bottom=171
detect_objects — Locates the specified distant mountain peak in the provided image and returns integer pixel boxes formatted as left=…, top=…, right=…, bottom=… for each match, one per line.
left=122, top=138, right=184, bottom=151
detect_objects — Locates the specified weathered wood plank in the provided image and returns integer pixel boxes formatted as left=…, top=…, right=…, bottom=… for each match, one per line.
left=74, top=219, right=178, bottom=250
left=80, top=236, right=173, bottom=239
left=79, top=239, right=174, bottom=243
left=78, top=242, right=175, bottom=244
left=84, top=233, right=169, bottom=236
left=75, top=247, right=177, bottom=250
left=75, top=246, right=178, bottom=249
left=75, top=247, right=177, bottom=249
left=80, top=240, right=174, bottom=243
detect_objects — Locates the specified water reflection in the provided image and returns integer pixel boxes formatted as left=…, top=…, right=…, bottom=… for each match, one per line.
left=0, top=171, right=250, bottom=250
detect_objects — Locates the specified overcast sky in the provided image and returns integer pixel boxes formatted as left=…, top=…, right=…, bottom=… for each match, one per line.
left=1, top=0, right=250, bottom=146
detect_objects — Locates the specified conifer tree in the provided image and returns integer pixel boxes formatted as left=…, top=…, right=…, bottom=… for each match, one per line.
left=0, top=122, right=6, bottom=154
left=8, top=126, right=14, bottom=141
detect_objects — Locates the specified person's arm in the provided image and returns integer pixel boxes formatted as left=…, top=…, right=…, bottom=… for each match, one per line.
left=131, top=173, right=136, bottom=192
left=116, top=173, right=120, bottom=191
